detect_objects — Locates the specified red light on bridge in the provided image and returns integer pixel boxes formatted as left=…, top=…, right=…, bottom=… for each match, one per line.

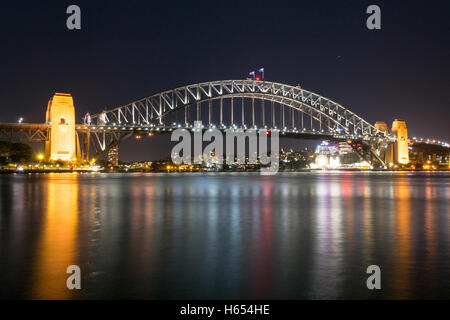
left=266, top=130, right=270, bottom=136
left=255, top=76, right=261, bottom=81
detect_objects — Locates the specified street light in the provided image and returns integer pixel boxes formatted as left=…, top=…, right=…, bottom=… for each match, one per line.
left=36, top=153, right=44, bottom=169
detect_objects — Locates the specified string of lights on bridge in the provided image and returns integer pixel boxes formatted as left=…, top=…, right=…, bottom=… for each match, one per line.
left=411, top=137, right=449, bottom=148
left=75, top=122, right=373, bottom=142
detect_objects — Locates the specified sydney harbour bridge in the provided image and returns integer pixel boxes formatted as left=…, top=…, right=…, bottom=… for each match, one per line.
left=0, top=79, right=408, bottom=168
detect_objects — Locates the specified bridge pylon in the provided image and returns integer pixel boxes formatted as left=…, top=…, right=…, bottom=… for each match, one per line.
left=391, top=119, right=409, bottom=164
left=45, top=93, right=76, bottom=161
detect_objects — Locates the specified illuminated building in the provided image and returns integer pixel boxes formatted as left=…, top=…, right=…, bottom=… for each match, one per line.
left=108, top=146, right=119, bottom=166
left=391, top=119, right=409, bottom=164
left=45, top=93, right=76, bottom=161
left=311, top=154, right=341, bottom=169
left=311, top=141, right=341, bottom=169
left=314, top=141, right=339, bottom=155
left=338, top=142, right=353, bottom=155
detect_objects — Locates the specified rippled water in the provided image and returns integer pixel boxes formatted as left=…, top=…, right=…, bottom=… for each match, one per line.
left=0, top=172, right=449, bottom=299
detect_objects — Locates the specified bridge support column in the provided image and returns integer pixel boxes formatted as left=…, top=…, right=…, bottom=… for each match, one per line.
left=252, top=98, right=255, bottom=127
left=75, top=132, right=82, bottom=162
left=231, top=98, right=234, bottom=124
left=85, top=130, right=90, bottom=162
left=261, top=99, right=265, bottom=127
left=241, top=97, right=244, bottom=126
left=220, top=98, right=223, bottom=126
left=271, top=100, right=274, bottom=127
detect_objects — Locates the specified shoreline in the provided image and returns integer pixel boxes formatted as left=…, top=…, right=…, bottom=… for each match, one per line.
left=1, top=169, right=449, bottom=174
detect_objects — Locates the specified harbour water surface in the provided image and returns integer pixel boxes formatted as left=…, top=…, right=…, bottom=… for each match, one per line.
left=0, top=172, right=449, bottom=299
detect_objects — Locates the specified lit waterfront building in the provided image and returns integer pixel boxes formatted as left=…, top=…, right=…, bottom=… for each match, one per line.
left=108, top=146, right=119, bottom=166
left=338, top=142, right=353, bottom=155
left=311, top=141, right=341, bottom=169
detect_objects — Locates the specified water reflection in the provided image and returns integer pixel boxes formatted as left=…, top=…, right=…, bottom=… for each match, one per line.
left=0, top=172, right=449, bottom=299
left=392, top=181, right=412, bottom=298
left=30, top=176, right=79, bottom=299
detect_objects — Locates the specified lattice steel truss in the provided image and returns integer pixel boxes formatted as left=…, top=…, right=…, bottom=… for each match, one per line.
left=75, top=127, right=133, bottom=161
left=0, top=124, right=50, bottom=141
left=90, top=80, right=383, bottom=136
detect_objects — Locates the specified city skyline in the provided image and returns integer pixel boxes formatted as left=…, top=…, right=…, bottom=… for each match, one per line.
left=1, top=0, right=450, bottom=306
left=0, top=1, right=448, bottom=162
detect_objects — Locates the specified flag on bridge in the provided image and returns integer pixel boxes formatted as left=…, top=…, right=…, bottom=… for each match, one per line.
left=258, top=67, right=264, bottom=80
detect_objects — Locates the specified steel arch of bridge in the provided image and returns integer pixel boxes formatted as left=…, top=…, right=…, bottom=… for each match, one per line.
left=91, top=80, right=383, bottom=136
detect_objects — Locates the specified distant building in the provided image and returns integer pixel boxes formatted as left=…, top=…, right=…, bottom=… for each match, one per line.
left=108, top=146, right=119, bottom=166
left=311, top=141, right=341, bottom=169
left=409, top=142, right=449, bottom=164
left=314, top=141, right=339, bottom=156
left=338, top=142, right=353, bottom=155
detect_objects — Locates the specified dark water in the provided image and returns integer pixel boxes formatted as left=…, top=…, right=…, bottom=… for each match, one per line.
left=0, top=172, right=449, bottom=299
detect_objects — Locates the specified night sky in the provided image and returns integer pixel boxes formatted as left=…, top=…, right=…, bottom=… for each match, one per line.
left=0, top=0, right=448, bottom=160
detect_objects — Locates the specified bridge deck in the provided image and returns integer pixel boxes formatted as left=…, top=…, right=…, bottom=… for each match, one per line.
left=0, top=123, right=50, bottom=141
left=74, top=124, right=380, bottom=141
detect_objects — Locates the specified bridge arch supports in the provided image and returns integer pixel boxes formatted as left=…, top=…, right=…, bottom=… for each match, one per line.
left=45, top=93, right=76, bottom=161
left=90, top=80, right=383, bottom=137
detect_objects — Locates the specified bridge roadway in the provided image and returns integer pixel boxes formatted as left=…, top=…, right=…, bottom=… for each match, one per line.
left=0, top=122, right=379, bottom=143
left=0, top=122, right=385, bottom=163
left=75, top=123, right=379, bottom=142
